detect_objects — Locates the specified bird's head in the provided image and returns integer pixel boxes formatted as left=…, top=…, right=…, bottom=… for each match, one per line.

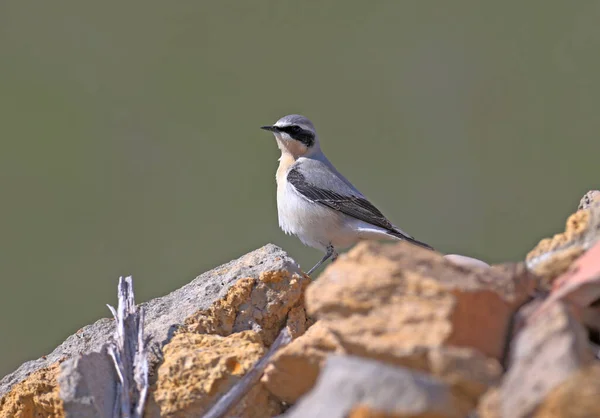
left=261, top=114, right=320, bottom=158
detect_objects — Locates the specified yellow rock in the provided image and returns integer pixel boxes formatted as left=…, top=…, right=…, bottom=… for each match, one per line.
left=0, top=363, right=64, bottom=418
left=264, top=241, right=520, bottom=405
left=527, top=194, right=600, bottom=287
left=151, top=331, right=281, bottom=418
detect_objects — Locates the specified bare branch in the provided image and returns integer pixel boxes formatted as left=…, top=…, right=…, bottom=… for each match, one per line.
left=107, top=276, right=149, bottom=418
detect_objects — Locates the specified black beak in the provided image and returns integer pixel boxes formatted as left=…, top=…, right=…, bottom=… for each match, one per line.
left=260, top=125, right=279, bottom=132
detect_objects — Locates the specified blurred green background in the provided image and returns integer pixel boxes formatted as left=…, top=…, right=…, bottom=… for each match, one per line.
left=1, top=1, right=599, bottom=377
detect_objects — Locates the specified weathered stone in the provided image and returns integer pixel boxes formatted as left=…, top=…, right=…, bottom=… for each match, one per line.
left=534, top=363, right=600, bottom=417
left=59, top=351, right=117, bottom=418
left=578, top=189, right=600, bottom=210
left=150, top=331, right=281, bottom=418
left=0, top=363, right=63, bottom=418
left=264, top=242, right=515, bottom=405
left=183, top=264, right=310, bottom=346
left=308, top=242, right=533, bottom=360
left=262, top=321, right=346, bottom=403
left=0, top=244, right=305, bottom=418
left=477, top=387, right=501, bottom=418
left=426, top=347, right=501, bottom=401
left=539, top=240, right=600, bottom=311
left=346, top=406, right=407, bottom=418
left=526, top=197, right=600, bottom=287
left=444, top=254, right=490, bottom=269
left=283, top=355, right=471, bottom=418
left=264, top=321, right=501, bottom=405
left=498, top=301, right=594, bottom=417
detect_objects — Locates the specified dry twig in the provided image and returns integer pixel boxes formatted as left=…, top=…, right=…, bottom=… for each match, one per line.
left=107, top=276, right=149, bottom=418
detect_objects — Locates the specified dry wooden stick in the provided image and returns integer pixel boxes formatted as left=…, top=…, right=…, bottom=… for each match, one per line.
left=107, top=276, right=149, bottom=418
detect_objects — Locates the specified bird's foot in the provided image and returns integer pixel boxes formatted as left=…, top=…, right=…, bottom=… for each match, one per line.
left=307, top=244, right=336, bottom=276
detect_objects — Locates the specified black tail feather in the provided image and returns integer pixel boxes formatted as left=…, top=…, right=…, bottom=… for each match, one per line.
left=387, top=229, right=434, bottom=251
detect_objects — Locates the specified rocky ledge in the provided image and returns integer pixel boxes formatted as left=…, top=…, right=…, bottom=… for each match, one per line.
left=1, top=191, right=600, bottom=418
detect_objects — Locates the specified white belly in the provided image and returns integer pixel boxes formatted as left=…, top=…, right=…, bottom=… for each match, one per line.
left=277, top=181, right=363, bottom=252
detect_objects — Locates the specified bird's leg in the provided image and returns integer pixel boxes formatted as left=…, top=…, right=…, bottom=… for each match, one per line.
left=307, top=244, right=336, bottom=276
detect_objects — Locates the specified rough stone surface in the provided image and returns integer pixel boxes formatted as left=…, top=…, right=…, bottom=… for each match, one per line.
left=477, top=388, right=501, bottom=418
left=183, top=263, right=310, bottom=346
left=283, top=355, right=470, bottom=418
left=263, top=242, right=518, bottom=405
left=534, top=363, right=600, bottom=417
left=346, top=406, right=408, bottom=418
left=0, top=244, right=305, bottom=418
left=578, top=189, right=600, bottom=210
left=308, top=242, right=533, bottom=360
left=265, top=321, right=501, bottom=405
left=526, top=198, right=600, bottom=286
left=59, top=351, right=117, bottom=418
left=0, top=363, right=63, bottom=418
left=149, top=331, right=281, bottom=418
left=497, top=301, right=594, bottom=417
left=534, top=240, right=600, bottom=319
left=262, top=321, right=346, bottom=403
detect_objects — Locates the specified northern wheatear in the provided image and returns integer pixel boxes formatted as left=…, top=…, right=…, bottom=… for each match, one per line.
left=261, top=114, right=433, bottom=275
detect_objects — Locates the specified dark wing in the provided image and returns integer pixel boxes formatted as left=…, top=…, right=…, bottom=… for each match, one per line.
left=287, top=166, right=434, bottom=251
left=288, top=167, right=395, bottom=231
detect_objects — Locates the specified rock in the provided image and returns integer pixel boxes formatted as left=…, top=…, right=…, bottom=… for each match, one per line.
left=534, top=363, right=600, bottom=417
left=477, top=388, right=501, bottom=418
left=444, top=254, right=490, bottom=269
left=526, top=196, right=600, bottom=287
left=264, top=241, right=515, bottom=404
left=182, top=264, right=310, bottom=346
left=426, top=346, right=501, bottom=402
left=262, top=321, right=346, bottom=403
left=265, top=323, right=501, bottom=406
left=283, top=355, right=471, bottom=418
left=0, top=244, right=307, bottom=418
left=494, top=301, right=594, bottom=417
left=547, top=240, right=600, bottom=306
left=59, top=351, right=117, bottom=418
left=307, top=242, right=533, bottom=360
left=0, top=363, right=63, bottom=418
left=149, top=331, right=281, bottom=418
left=578, top=189, right=600, bottom=210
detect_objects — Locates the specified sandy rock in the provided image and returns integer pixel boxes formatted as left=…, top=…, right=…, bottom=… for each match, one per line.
left=283, top=355, right=471, bottom=418
left=534, top=363, right=600, bottom=417
left=0, top=244, right=305, bottom=418
left=264, top=322, right=501, bottom=406
left=149, top=331, right=281, bottom=418
left=346, top=405, right=407, bottom=418
left=183, top=265, right=309, bottom=346
left=477, top=388, right=501, bottom=418
left=543, top=240, right=600, bottom=307
left=308, top=242, right=533, bottom=360
left=264, top=241, right=515, bottom=404
left=496, top=301, right=594, bottom=417
left=262, top=321, right=346, bottom=403
left=526, top=197, right=600, bottom=287
left=0, top=363, right=63, bottom=418
left=426, top=347, right=501, bottom=401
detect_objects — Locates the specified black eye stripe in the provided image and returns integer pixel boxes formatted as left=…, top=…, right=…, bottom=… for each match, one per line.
left=277, top=125, right=315, bottom=147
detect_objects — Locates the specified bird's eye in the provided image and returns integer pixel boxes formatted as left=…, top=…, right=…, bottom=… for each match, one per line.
left=289, top=126, right=301, bottom=133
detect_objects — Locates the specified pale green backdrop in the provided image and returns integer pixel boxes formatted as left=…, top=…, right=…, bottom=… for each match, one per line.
left=1, top=1, right=599, bottom=376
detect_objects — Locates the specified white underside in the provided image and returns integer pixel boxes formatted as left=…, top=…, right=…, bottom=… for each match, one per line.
left=277, top=181, right=397, bottom=252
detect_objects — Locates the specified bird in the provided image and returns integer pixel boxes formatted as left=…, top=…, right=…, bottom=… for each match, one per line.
left=261, top=114, right=434, bottom=275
